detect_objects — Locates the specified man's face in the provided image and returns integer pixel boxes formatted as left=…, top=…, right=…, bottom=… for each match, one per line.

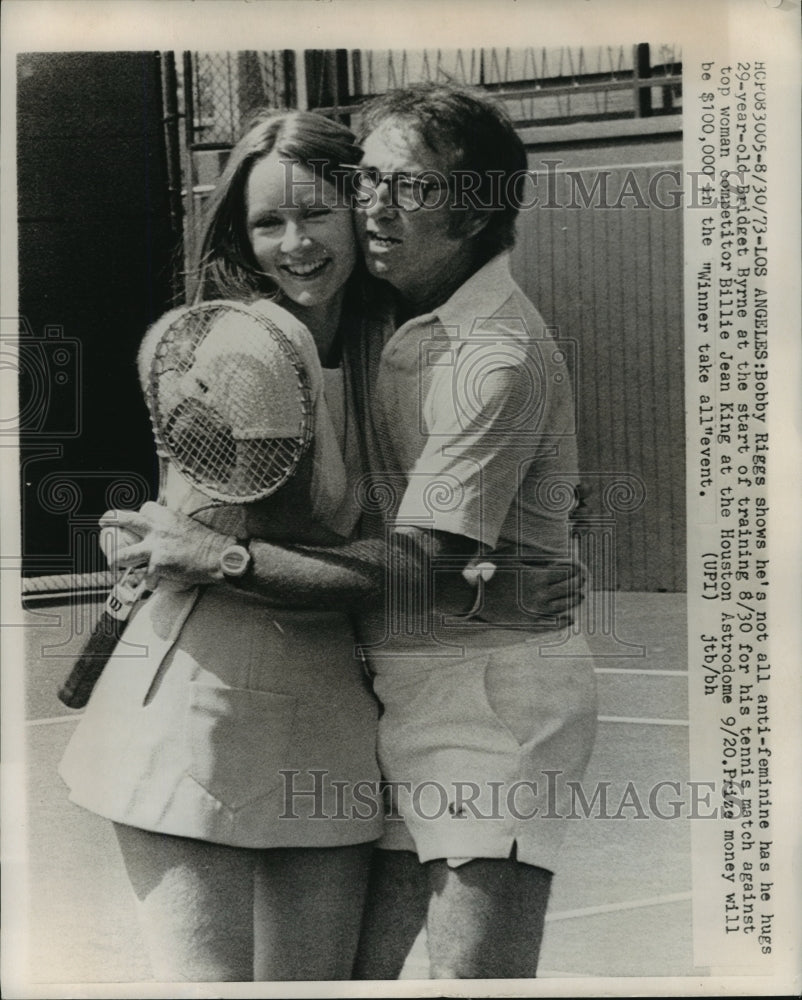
left=356, top=119, right=473, bottom=306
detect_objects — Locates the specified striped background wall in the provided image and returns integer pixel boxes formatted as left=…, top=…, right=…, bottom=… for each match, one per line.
left=510, top=132, right=685, bottom=591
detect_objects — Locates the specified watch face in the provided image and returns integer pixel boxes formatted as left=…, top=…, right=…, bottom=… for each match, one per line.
left=220, top=544, right=250, bottom=577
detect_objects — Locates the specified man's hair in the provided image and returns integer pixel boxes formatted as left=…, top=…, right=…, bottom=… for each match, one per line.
left=357, top=83, right=528, bottom=265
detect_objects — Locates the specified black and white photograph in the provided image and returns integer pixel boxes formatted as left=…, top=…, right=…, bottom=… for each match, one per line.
left=2, top=1, right=799, bottom=996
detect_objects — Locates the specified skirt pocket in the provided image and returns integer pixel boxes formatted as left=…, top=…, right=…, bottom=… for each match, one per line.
left=185, top=683, right=297, bottom=810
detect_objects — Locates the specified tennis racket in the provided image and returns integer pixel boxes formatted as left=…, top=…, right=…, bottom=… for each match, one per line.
left=58, top=299, right=314, bottom=708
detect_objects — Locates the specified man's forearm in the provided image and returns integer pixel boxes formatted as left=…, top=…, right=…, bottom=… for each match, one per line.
left=231, top=527, right=476, bottom=612
left=234, top=535, right=389, bottom=610
left=103, top=505, right=476, bottom=612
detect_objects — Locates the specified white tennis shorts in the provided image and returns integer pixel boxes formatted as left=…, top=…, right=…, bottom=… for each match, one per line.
left=369, top=627, right=598, bottom=871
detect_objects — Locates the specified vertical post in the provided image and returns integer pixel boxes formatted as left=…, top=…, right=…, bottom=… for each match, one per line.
left=351, top=49, right=363, bottom=99
left=304, top=49, right=350, bottom=118
left=295, top=49, right=309, bottom=110
left=330, top=49, right=350, bottom=120
left=236, top=51, right=258, bottom=124
left=328, top=50, right=340, bottom=117
left=160, top=52, right=185, bottom=305
left=282, top=49, right=298, bottom=108
left=181, top=51, right=200, bottom=302
left=634, top=42, right=652, bottom=118
left=303, top=50, right=320, bottom=110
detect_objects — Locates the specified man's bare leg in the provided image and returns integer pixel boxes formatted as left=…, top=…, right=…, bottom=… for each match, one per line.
left=355, top=846, right=552, bottom=980
left=425, top=856, right=552, bottom=979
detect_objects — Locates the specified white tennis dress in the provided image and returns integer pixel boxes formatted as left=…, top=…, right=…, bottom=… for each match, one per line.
left=60, top=303, right=383, bottom=848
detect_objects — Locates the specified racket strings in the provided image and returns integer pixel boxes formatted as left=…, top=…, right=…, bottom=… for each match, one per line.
left=235, top=436, right=305, bottom=492
left=164, top=398, right=237, bottom=487
left=156, top=307, right=217, bottom=375
left=147, top=302, right=313, bottom=503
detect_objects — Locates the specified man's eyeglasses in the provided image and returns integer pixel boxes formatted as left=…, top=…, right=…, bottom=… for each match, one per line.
left=343, top=165, right=448, bottom=212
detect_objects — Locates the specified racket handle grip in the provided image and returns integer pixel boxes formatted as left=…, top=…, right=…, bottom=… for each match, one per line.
left=57, top=568, right=148, bottom=709
left=57, top=612, right=129, bottom=709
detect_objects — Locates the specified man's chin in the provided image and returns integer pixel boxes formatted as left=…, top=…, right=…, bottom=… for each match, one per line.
left=365, top=255, right=389, bottom=276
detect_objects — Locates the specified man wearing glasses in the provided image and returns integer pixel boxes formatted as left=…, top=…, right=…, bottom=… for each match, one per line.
left=346, top=85, right=598, bottom=980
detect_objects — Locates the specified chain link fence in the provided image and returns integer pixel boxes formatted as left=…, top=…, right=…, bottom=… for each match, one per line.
left=184, top=44, right=682, bottom=144
left=186, top=51, right=297, bottom=147
left=176, top=44, right=681, bottom=298
left=329, top=44, right=682, bottom=124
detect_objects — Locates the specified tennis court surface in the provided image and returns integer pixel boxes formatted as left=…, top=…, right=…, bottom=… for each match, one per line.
left=14, top=589, right=693, bottom=985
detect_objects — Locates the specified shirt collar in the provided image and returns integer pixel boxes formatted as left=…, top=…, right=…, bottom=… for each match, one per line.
left=386, top=253, right=517, bottom=343
left=433, top=253, right=517, bottom=332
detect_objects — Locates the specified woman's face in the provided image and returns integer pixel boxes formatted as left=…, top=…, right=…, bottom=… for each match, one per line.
left=245, top=152, right=356, bottom=311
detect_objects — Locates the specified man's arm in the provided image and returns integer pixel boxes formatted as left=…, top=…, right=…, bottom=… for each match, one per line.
left=101, top=503, right=479, bottom=612
left=238, top=525, right=478, bottom=610
left=101, top=503, right=582, bottom=619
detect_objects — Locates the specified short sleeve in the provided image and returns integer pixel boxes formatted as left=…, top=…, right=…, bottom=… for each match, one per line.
left=395, top=346, right=546, bottom=548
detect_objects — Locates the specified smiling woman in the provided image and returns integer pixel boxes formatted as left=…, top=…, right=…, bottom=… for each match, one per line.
left=57, top=109, right=385, bottom=984
left=194, top=111, right=368, bottom=367
left=245, top=154, right=357, bottom=359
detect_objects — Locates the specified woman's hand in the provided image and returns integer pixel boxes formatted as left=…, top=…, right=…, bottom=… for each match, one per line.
left=99, top=503, right=233, bottom=587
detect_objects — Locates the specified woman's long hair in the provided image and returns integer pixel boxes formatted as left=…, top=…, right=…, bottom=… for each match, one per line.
left=193, top=110, right=362, bottom=303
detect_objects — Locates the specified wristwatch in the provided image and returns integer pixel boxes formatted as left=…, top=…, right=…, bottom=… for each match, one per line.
left=219, top=537, right=252, bottom=581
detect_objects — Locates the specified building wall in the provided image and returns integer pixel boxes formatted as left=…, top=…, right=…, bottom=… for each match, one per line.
left=17, top=52, right=176, bottom=576
left=510, top=124, right=684, bottom=590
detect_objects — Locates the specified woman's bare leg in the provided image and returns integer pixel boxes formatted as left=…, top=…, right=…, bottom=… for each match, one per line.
left=253, top=842, right=374, bottom=981
left=352, top=848, right=429, bottom=980
left=113, top=822, right=255, bottom=982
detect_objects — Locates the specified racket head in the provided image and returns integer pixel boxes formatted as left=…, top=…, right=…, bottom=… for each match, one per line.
left=144, top=300, right=314, bottom=504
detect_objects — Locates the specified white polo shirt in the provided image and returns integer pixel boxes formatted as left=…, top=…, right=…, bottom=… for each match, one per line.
left=350, top=253, right=580, bottom=634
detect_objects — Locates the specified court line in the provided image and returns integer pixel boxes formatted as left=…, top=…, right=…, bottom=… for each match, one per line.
left=539, top=970, right=595, bottom=978
left=546, top=890, right=692, bottom=922
left=26, top=715, right=81, bottom=726
left=598, top=715, right=689, bottom=726
left=594, top=667, right=687, bottom=676
left=29, top=712, right=691, bottom=728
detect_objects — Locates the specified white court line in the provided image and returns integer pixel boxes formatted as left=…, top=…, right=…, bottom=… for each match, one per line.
left=594, top=667, right=688, bottom=676
left=598, top=715, right=689, bottom=726
left=29, top=713, right=690, bottom=727
left=26, top=715, right=81, bottom=726
left=546, top=891, right=692, bottom=922
left=404, top=895, right=694, bottom=979
left=539, top=970, right=595, bottom=978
